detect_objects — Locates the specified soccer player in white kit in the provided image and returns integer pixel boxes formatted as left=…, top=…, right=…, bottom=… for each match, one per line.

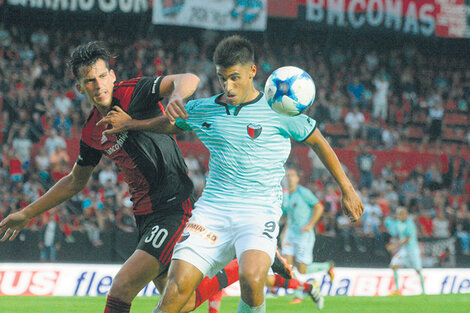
left=98, top=35, right=363, bottom=313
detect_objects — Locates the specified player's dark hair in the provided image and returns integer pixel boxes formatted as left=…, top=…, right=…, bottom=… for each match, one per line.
left=68, top=41, right=114, bottom=80
left=213, top=35, right=254, bottom=68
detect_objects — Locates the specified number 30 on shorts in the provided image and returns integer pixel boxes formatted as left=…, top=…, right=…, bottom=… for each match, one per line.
left=144, top=225, right=169, bottom=248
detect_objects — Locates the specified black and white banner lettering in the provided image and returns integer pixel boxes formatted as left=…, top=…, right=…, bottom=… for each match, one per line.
left=6, top=0, right=148, bottom=13
left=152, top=0, right=267, bottom=31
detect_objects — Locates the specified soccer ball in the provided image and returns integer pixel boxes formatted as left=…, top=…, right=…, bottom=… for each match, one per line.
left=264, top=66, right=316, bottom=116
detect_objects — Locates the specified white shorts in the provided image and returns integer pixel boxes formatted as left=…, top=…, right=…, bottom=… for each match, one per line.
left=282, top=230, right=315, bottom=265
left=172, top=200, right=280, bottom=278
left=390, top=247, right=422, bottom=270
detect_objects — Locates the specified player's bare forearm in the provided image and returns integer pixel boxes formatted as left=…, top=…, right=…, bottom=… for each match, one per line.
left=159, top=73, right=200, bottom=99
left=305, top=128, right=363, bottom=222
left=0, top=164, right=92, bottom=241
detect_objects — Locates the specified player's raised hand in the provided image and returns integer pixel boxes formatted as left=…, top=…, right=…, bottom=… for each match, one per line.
left=341, top=190, right=364, bottom=223
left=166, top=95, right=188, bottom=124
left=96, top=106, right=132, bottom=135
left=0, top=210, right=31, bottom=241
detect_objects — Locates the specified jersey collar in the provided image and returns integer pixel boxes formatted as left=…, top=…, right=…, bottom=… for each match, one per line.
left=215, top=92, right=263, bottom=116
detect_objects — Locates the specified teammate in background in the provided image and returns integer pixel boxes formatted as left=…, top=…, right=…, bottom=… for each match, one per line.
left=0, top=41, right=240, bottom=313
left=98, top=35, right=363, bottom=313
left=281, top=166, right=334, bottom=304
left=389, top=207, right=425, bottom=295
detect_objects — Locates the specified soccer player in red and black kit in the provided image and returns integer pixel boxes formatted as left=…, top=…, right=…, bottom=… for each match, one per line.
left=0, top=41, right=241, bottom=313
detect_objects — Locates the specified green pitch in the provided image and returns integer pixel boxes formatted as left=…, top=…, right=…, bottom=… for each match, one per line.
left=1, top=295, right=469, bottom=313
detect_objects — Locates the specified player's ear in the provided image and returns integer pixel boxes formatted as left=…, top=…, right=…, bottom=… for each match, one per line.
left=76, top=82, right=84, bottom=94
left=109, top=69, right=116, bottom=83
left=250, top=64, right=257, bottom=79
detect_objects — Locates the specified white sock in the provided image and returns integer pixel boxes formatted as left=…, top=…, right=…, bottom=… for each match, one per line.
left=237, top=298, right=266, bottom=313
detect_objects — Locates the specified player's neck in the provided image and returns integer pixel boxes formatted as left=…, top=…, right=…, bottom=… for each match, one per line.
left=95, top=103, right=112, bottom=117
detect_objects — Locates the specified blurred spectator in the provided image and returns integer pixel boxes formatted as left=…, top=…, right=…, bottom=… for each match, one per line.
left=356, top=144, right=375, bottom=189
left=98, top=163, right=117, bottom=185
left=427, top=102, right=444, bottom=142
left=345, top=106, right=365, bottom=140
left=372, top=71, right=390, bottom=121
left=12, top=126, right=33, bottom=163
left=433, top=210, right=450, bottom=238
left=39, top=211, right=64, bottom=262
left=44, top=128, right=67, bottom=157
left=49, top=146, right=70, bottom=172
left=418, top=210, right=434, bottom=237
left=348, top=76, right=366, bottom=109
left=337, top=211, right=364, bottom=252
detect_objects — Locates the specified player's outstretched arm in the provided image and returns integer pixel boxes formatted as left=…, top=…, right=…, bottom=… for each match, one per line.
left=159, top=73, right=200, bottom=124
left=304, top=128, right=364, bottom=222
left=97, top=106, right=182, bottom=135
left=0, top=163, right=94, bottom=241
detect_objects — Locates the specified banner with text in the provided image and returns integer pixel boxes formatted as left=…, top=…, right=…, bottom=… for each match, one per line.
left=1, top=263, right=469, bottom=296
left=152, top=0, right=267, bottom=31
left=305, top=0, right=436, bottom=37
left=435, top=0, right=470, bottom=38
left=6, top=0, right=149, bottom=13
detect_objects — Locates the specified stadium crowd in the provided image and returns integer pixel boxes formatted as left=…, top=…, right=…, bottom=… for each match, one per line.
left=0, top=23, right=469, bottom=261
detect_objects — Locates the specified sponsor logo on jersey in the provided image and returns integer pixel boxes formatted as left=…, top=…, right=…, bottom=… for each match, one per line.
left=247, top=123, right=262, bottom=139
left=186, top=222, right=218, bottom=244
left=104, top=131, right=128, bottom=155
left=202, top=122, right=212, bottom=128
left=101, top=134, right=108, bottom=144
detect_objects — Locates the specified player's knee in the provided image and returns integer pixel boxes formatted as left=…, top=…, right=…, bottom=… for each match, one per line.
left=109, top=274, right=135, bottom=299
left=165, top=277, right=193, bottom=298
left=239, top=269, right=266, bottom=291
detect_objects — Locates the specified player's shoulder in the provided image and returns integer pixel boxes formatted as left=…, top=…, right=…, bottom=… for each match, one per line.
left=113, top=77, right=141, bottom=90
left=186, top=94, right=220, bottom=111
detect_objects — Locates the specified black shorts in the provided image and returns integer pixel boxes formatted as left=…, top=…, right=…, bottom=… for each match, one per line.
left=135, top=197, right=193, bottom=266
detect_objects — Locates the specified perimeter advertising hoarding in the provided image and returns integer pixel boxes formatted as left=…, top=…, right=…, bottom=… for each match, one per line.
left=1, top=263, right=469, bottom=296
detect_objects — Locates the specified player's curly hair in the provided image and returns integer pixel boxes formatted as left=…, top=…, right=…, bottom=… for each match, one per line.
left=213, top=35, right=254, bottom=68
left=68, top=41, right=115, bottom=80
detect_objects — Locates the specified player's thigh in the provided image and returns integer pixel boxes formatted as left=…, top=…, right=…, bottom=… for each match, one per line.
left=282, top=232, right=295, bottom=260
left=390, top=248, right=408, bottom=268
left=172, top=206, right=235, bottom=278
left=136, top=207, right=192, bottom=269
left=233, top=211, right=280, bottom=266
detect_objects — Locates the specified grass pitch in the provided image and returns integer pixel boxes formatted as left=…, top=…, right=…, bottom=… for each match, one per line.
left=1, top=294, right=469, bottom=313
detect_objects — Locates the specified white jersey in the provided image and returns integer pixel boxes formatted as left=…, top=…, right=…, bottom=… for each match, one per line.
left=176, top=92, right=316, bottom=215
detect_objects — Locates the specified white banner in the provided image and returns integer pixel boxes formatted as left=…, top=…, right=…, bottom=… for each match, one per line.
left=152, top=0, right=267, bottom=31
left=1, top=263, right=470, bottom=296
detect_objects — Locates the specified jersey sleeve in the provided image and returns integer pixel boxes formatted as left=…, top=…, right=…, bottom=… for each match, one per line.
left=76, top=140, right=102, bottom=167
left=302, top=187, right=319, bottom=207
left=279, top=114, right=317, bottom=142
left=175, top=99, right=200, bottom=131
left=126, top=76, right=164, bottom=113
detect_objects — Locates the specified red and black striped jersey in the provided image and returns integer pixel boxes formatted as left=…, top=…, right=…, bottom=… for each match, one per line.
left=77, top=76, right=194, bottom=216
